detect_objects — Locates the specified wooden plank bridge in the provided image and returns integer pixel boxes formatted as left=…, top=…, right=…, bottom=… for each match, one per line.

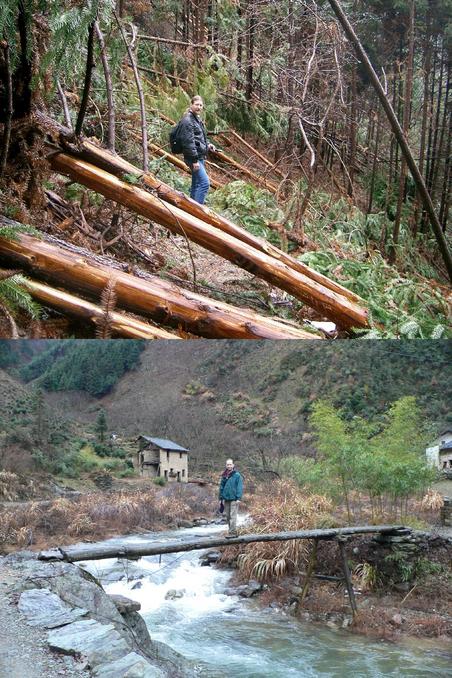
left=39, top=524, right=408, bottom=563
left=39, top=525, right=410, bottom=617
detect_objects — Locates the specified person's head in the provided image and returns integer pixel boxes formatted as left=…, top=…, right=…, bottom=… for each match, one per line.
left=190, top=95, right=204, bottom=116
left=225, top=458, right=234, bottom=471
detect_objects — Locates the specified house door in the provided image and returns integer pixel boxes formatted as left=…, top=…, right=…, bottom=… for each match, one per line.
left=177, top=471, right=181, bottom=482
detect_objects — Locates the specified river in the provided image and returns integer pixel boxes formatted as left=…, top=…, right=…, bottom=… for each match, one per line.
left=79, top=524, right=451, bottom=677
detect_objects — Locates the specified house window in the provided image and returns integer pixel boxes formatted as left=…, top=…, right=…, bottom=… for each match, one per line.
left=164, top=470, right=168, bottom=479
left=180, top=452, right=183, bottom=459
left=167, top=451, right=170, bottom=461
left=182, top=469, right=185, bottom=477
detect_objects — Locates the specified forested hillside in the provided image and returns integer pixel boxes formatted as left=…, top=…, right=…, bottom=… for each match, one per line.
left=1, top=340, right=450, bottom=476
left=0, top=1, right=450, bottom=339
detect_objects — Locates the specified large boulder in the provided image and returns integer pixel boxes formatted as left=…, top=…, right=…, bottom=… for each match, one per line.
left=4, top=551, right=197, bottom=677
left=18, top=588, right=88, bottom=628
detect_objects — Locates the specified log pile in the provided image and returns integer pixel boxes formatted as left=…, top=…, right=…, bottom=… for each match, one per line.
left=26, top=112, right=370, bottom=335
left=0, top=223, right=318, bottom=339
left=49, top=152, right=368, bottom=330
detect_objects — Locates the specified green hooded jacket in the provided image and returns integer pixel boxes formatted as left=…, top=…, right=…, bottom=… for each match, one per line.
left=219, top=469, right=243, bottom=501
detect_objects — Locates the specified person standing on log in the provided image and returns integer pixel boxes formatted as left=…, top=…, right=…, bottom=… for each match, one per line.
left=219, top=458, right=243, bottom=537
left=178, top=95, right=215, bottom=205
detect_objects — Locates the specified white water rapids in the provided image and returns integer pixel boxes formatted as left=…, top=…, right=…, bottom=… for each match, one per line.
left=79, top=524, right=451, bottom=677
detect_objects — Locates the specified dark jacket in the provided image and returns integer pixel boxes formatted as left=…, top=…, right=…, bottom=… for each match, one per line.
left=179, top=111, right=209, bottom=162
left=219, top=469, right=243, bottom=502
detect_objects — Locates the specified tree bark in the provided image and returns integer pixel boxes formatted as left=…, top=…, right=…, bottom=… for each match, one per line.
left=94, top=21, right=115, bottom=152
left=75, top=21, right=96, bottom=137
left=115, top=14, right=148, bottom=171
left=0, top=42, right=13, bottom=174
left=0, top=225, right=318, bottom=340
left=389, top=0, right=415, bottom=264
left=49, top=152, right=369, bottom=330
left=23, top=279, right=179, bottom=339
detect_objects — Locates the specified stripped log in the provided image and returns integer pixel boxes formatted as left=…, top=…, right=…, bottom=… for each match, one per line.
left=49, top=153, right=369, bottom=330
left=0, top=228, right=318, bottom=339
left=226, top=128, right=285, bottom=179
left=64, top=136, right=363, bottom=306
left=35, top=112, right=365, bottom=307
left=211, top=147, right=279, bottom=193
left=146, top=139, right=225, bottom=188
left=23, top=279, right=179, bottom=339
left=39, top=525, right=408, bottom=562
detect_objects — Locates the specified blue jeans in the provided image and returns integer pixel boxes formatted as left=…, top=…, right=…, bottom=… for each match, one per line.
left=187, top=159, right=210, bottom=205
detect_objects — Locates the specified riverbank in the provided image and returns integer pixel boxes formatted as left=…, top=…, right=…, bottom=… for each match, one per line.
left=1, top=480, right=451, bottom=649
left=0, top=549, right=198, bottom=677
left=220, top=530, right=452, bottom=644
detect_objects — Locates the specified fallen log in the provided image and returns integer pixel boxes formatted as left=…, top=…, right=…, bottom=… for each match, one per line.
left=49, top=153, right=369, bottom=330
left=68, top=137, right=363, bottom=306
left=211, top=147, right=279, bottom=194
left=226, top=128, right=285, bottom=179
left=0, top=226, right=318, bottom=339
left=23, top=279, right=179, bottom=339
left=146, top=139, right=225, bottom=189
left=36, top=112, right=365, bottom=306
left=39, top=525, right=408, bottom=562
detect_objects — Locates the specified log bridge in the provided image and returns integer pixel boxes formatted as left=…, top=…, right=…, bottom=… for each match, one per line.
left=39, top=524, right=410, bottom=617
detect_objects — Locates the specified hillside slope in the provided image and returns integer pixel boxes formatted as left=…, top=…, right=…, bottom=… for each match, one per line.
left=28, top=340, right=452, bottom=473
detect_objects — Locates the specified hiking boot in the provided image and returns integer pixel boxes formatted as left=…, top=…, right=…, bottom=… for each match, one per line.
left=225, top=532, right=238, bottom=539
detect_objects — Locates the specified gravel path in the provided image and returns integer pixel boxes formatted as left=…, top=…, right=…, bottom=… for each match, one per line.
left=0, top=561, right=88, bottom=678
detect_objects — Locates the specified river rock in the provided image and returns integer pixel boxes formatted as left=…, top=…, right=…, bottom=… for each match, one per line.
left=177, top=520, right=194, bottom=528
left=4, top=551, right=197, bottom=677
left=165, top=589, right=185, bottom=600
left=47, top=618, right=130, bottom=665
left=199, top=550, right=221, bottom=566
left=239, top=580, right=262, bottom=598
left=18, top=588, right=88, bottom=628
left=92, top=651, right=164, bottom=677
left=193, top=518, right=208, bottom=526
left=131, top=580, right=143, bottom=590
left=109, top=593, right=141, bottom=614
left=391, top=613, right=403, bottom=626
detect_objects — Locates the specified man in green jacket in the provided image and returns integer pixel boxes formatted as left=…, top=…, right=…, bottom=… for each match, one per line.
left=219, top=458, right=243, bottom=537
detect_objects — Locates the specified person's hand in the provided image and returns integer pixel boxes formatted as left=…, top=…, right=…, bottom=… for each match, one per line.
left=208, top=143, right=216, bottom=152
left=192, top=161, right=200, bottom=172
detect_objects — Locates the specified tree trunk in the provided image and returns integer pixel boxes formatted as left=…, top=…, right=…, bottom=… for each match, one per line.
left=38, top=118, right=363, bottom=306
left=40, top=525, right=409, bottom=563
left=327, top=0, right=452, bottom=282
left=389, top=0, right=415, bottom=264
left=23, top=279, right=179, bottom=339
left=0, top=225, right=319, bottom=340
left=49, top=152, right=369, bottom=330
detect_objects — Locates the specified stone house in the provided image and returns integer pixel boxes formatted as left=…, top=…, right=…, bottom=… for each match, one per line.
left=136, top=436, right=189, bottom=482
left=426, top=429, right=452, bottom=470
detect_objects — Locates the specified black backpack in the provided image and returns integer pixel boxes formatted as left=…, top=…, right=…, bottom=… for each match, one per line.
left=169, top=121, right=183, bottom=154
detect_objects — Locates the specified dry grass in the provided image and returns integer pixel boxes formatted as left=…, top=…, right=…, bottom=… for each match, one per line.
left=224, top=480, right=332, bottom=582
left=0, top=482, right=216, bottom=552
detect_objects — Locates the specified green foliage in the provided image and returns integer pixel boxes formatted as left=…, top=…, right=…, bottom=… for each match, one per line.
left=299, top=249, right=450, bottom=338
left=209, top=181, right=285, bottom=247
left=283, top=396, right=437, bottom=523
left=153, top=476, right=166, bottom=487
left=0, top=221, right=41, bottom=324
left=0, top=275, right=40, bottom=319
left=20, top=340, right=145, bottom=397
